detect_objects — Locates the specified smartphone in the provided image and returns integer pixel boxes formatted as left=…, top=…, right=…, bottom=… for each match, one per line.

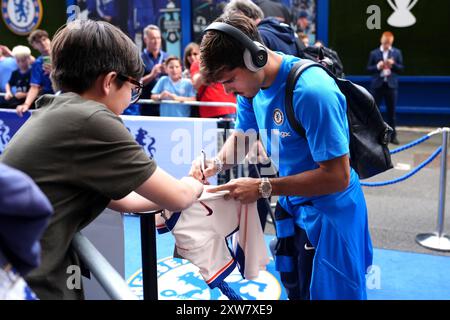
left=43, top=56, right=51, bottom=65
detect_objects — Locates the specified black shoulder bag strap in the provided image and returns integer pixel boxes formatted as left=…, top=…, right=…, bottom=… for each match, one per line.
left=285, top=59, right=337, bottom=139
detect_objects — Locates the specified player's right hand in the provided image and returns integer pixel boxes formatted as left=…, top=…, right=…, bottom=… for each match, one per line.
left=189, top=157, right=217, bottom=183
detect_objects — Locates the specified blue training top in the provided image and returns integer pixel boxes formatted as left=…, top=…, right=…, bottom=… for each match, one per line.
left=30, top=56, right=54, bottom=94
left=152, top=76, right=196, bottom=117
left=235, top=53, right=373, bottom=300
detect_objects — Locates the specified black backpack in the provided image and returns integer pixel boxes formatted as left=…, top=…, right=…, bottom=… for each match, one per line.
left=285, top=60, right=393, bottom=180
left=303, top=46, right=345, bottom=78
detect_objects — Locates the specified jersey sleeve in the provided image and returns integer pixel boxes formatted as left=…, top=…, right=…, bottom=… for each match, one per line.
left=235, top=96, right=258, bottom=132
left=30, top=60, right=43, bottom=87
left=294, top=68, right=350, bottom=163
left=73, top=111, right=157, bottom=200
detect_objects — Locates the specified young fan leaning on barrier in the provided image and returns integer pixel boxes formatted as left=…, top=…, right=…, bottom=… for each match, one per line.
left=0, top=20, right=203, bottom=300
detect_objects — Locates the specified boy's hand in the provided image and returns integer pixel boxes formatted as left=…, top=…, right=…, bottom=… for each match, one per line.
left=43, top=63, right=52, bottom=75
left=15, top=92, right=27, bottom=100
left=181, top=176, right=204, bottom=199
left=4, top=92, right=13, bottom=100
left=16, top=104, right=30, bottom=117
left=160, top=91, right=174, bottom=100
left=0, top=45, right=12, bottom=57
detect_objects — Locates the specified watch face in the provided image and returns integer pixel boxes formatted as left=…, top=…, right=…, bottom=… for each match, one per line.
left=261, top=180, right=272, bottom=198
left=262, top=184, right=271, bottom=193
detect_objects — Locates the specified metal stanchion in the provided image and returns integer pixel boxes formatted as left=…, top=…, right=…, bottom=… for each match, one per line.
left=136, top=211, right=163, bottom=300
left=416, top=128, right=450, bottom=251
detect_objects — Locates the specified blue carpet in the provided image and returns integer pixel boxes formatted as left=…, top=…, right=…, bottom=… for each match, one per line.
left=123, top=215, right=450, bottom=300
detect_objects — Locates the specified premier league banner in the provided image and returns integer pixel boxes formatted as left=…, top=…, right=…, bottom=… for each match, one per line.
left=0, top=110, right=217, bottom=182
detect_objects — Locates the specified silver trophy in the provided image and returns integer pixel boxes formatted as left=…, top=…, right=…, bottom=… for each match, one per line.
left=387, top=0, right=418, bottom=27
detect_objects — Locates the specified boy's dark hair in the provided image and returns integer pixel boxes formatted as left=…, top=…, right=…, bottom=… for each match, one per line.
left=28, top=29, right=49, bottom=45
left=200, top=14, right=262, bottom=83
left=51, top=20, right=144, bottom=93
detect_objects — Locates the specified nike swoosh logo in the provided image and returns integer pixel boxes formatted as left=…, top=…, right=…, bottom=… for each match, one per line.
left=200, top=201, right=213, bottom=216
left=304, top=244, right=315, bottom=251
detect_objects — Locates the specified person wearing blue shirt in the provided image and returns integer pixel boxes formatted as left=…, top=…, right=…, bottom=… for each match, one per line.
left=16, top=30, right=54, bottom=117
left=190, top=14, right=373, bottom=300
left=151, top=56, right=196, bottom=118
left=223, top=0, right=303, bottom=231
left=0, top=45, right=18, bottom=104
left=140, top=24, right=170, bottom=116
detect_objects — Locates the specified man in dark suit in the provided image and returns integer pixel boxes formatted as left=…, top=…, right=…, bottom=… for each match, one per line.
left=367, top=31, right=404, bottom=145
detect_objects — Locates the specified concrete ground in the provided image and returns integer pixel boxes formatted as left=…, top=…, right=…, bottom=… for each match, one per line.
left=264, top=126, right=450, bottom=257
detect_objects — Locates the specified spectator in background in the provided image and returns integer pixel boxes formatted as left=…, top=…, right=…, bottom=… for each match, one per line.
left=140, top=25, right=169, bottom=116
left=299, top=33, right=310, bottom=47
left=0, top=163, right=52, bottom=300
left=253, top=0, right=291, bottom=24
left=1, top=46, right=32, bottom=110
left=183, top=43, right=201, bottom=117
left=16, top=30, right=54, bottom=117
left=190, top=60, right=237, bottom=119
left=224, top=0, right=301, bottom=57
left=296, top=11, right=310, bottom=34
left=367, top=31, right=404, bottom=145
left=151, top=56, right=196, bottom=118
left=0, top=45, right=17, bottom=105
left=182, top=42, right=200, bottom=80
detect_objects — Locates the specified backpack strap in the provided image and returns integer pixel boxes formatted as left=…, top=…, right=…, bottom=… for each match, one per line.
left=285, top=59, right=338, bottom=139
left=294, top=36, right=307, bottom=58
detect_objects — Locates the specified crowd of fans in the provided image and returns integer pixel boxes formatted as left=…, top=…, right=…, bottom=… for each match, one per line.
left=0, top=24, right=238, bottom=120
left=0, top=1, right=318, bottom=122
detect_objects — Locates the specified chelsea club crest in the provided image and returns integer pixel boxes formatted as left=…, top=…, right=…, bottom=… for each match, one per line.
left=1, top=0, right=43, bottom=35
left=273, top=108, right=284, bottom=126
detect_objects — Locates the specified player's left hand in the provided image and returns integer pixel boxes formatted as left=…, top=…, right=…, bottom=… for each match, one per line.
left=207, top=178, right=260, bottom=204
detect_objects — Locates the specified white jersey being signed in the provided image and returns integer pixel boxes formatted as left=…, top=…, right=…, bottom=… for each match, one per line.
left=156, top=187, right=270, bottom=288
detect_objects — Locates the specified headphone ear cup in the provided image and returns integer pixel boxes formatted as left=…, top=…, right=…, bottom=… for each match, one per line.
left=243, top=48, right=260, bottom=72
left=254, top=42, right=268, bottom=67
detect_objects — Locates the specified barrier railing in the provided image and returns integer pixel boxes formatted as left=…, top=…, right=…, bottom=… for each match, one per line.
left=137, top=98, right=237, bottom=109
left=72, top=232, right=138, bottom=300
left=415, top=129, right=450, bottom=251
left=133, top=211, right=162, bottom=301
left=360, top=127, right=450, bottom=252
left=0, top=92, right=238, bottom=109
